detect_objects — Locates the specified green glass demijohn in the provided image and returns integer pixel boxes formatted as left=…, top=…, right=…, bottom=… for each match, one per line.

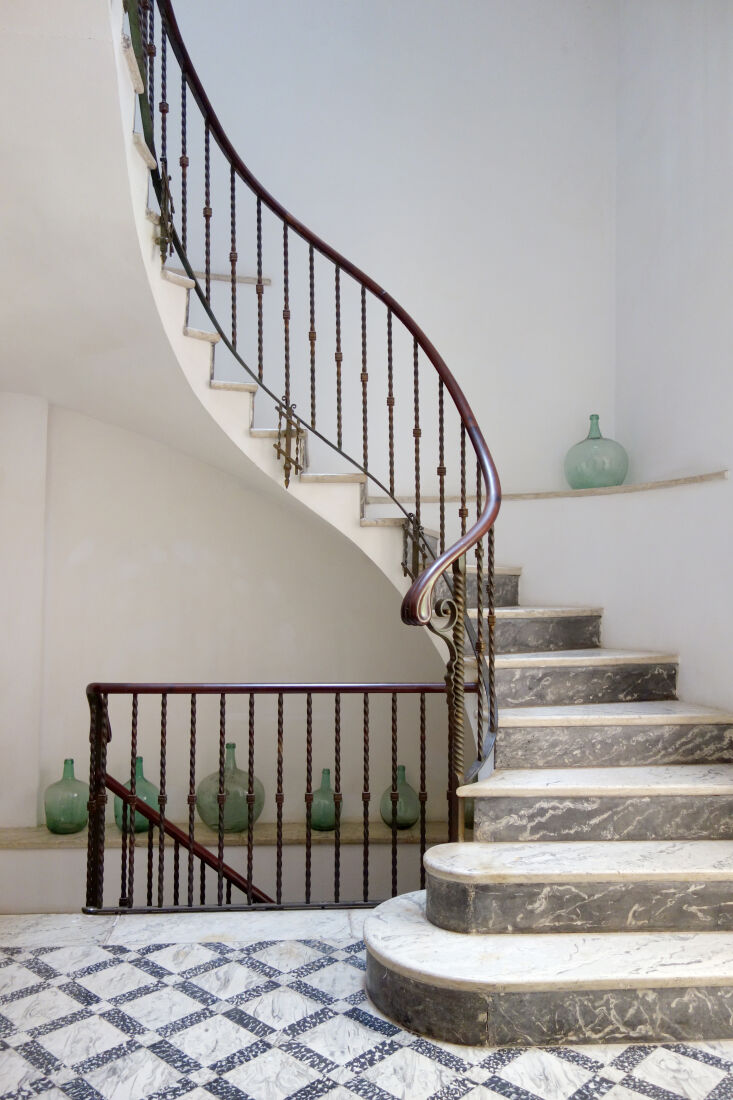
left=114, top=755, right=159, bottom=833
left=380, top=764, right=420, bottom=830
left=564, top=414, right=628, bottom=490
left=44, top=759, right=89, bottom=834
left=196, top=742, right=265, bottom=832
left=311, top=768, right=337, bottom=831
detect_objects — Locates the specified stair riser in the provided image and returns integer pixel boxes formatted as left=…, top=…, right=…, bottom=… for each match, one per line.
left=495, top=721, right=733, bottom=768
left=366, top=954, right=733, bottom=1046
left=426, top=874, right=733, bottom=933
left=497, top=663, right=677, bottom=707
left=474, top=615, right=601, bottom=654
left=439, top=573, right=519, bottom=607
left=475, top=795, right=733, bottom=842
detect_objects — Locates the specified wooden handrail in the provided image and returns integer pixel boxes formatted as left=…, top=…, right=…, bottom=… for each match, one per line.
left=88, top=681, right=477, bottom=695
left=154, top=0, right=501, bottom=625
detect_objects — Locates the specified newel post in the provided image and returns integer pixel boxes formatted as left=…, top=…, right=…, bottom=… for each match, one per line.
left=85, top=689, right=109, bottom=910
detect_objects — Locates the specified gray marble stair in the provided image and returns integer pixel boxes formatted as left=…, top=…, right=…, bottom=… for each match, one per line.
left=439, top=564, right=521, bottom=607
left=425, top=839, right=733, bottom=933
left=495, top=700, right=733, bottom=767
left=364, top=892, right=733, bottom=1046
left=471, top=605, right=602, bottom=653
left=485, top=648, right=678, bottom=707
left=466, top=764, right=733, bottom=842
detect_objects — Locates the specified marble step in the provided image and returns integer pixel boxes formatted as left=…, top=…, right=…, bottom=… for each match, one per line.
left=364, top=891, right=733, bottom=1046
left=474, top=648, right=678, bottom=708
left=462, top=764, right=733, bottom=842
left=425, top=840, right=733, bottom=934
left=439, top=564, right=521, bottom=608
left=495, top=701, right=733, bottom=768
left=469, top=605, right=602, bottom=653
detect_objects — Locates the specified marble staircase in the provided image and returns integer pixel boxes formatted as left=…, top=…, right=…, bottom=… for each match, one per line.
left=364, top=567, right=733, bottom=1046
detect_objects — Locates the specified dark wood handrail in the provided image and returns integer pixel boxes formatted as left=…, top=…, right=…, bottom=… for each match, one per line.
left=155, top=0, right=501, bottom=625
left=104, top=773, right=273, bottom=904
left=88, top=681, right=478, bottom=695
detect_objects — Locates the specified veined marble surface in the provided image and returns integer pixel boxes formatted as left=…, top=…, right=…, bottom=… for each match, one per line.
left=425, top=840, right=733, bottom=883
left=494, top=648, right=678, bottom=668
left=364, top=892, right=733, bottom=992
left=460, top=764, right=733, bottom=798
left=498, top=700, right=733, bottom=726
left=491, top=606, right=603, bottom=619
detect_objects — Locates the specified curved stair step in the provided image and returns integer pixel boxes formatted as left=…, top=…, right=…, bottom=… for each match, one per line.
left=461, top=764, right=733, bottom=842
left=425, top=840, right=733, bottom=934
left=364, top=891, right=733, bottom=1046
left=496, top=700, right=733, bottom=767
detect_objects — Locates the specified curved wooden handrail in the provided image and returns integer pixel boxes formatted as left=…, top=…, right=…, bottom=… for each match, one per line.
left=155, top=0, right=501, bottom=625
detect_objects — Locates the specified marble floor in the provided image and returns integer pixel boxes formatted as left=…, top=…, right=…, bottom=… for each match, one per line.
left=1, top=912, right=733, bottom=1100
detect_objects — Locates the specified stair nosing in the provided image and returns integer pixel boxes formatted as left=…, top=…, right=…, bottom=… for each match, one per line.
left=459, top=763, right=733, bottom=799
left=486, top=648, right=678, bottom=669
left=183, top=326, right=221, bottom=344
left=475, top=606, right=603, bottom=620
left=210, top=379, right=258, bottom=394
left=498, top=701, right=733, bottom=726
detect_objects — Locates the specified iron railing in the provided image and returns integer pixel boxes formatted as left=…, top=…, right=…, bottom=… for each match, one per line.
left=123, top=0, right=501, bottom=783
left=85, top=682, right=477, bottom=912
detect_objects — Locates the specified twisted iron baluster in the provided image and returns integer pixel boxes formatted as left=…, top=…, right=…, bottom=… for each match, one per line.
left=361, top=286, right=368, bottom=470
left=173, top=841, right=180, bottom=906
left=475, top=461, right=485, bottom=766
left=216, top=693, right=226, bottom=906
left=230, top=165, right=237, bottom=349
left=438, top=380, right=446, bottom=555
left=390, top=693, right=398, bottom=898
left=157, top=693, right=167, bottom=907
left=283, top=225, right=290, bottom=407
left=126, top=693, right=138, bottom=907
left=187, top=694, right=196, bottom=906
left=204, top=123, right=211, bottom=302
left=334, top=692, right=341, bottom=903
left=180, top=72, right=188, bottom=251
left=460, top=423, right=467, bottom=538
left=247, top=694, right=255, bottom=906
left=305, top=692, right=313, bottom=904
left=276, top=692, right=284, bottom=905
left=335, top=267, right=342, bottom=450
left=413, top=339, right=422, bottom=566
left=387, top=310, right=395, bottom=497
left=309, top=245, right=316, bottom=427
left=488, top=526, right=498, bottom=749
left=159, top=25, right=168, bottom=165
left=362, top=693, right=370, bottom=903
left=147, top=0, right=155, bottom=145
left=146, top=824, right=154, bottom=907
left=419, top=692, right=427, bottom=887
left=256, top=198, right=264, bottom=381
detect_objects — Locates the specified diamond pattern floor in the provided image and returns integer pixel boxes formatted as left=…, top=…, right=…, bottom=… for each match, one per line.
left=1, top=913, right=732, bottom=1100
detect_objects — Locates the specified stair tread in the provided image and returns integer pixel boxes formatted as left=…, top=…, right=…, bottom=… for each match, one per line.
left=365, top=892, right=733, bottom=992
left=488, top=647, right=678, bottom=669
left=210, top=379, right=258, bottom=393
left=499, top=700, right=733, bottom=727
left=426, top=840, right=733, bottom=883
left=460, top=764, right=733, bottom=799
left=300, top=472, right=367, bottom=484
left=183, top=326, right=221, bottom=344
left=162, top=268, right=195, bottom=290
left=472, top=606, right=602, bottom=620
left=250, top=427, right=306, bottom=439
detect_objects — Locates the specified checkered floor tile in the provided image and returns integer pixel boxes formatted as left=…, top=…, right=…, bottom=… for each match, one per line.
left=2, top=927, right=733, bottom=1100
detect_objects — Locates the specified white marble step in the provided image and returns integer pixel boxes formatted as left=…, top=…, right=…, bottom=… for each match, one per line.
left=491, top=648, right=677, bottom=669
left=426, top=840, right=733, bottom=883
left=183, top=326, right=220, bottom=344
left=471, top=606, right=602, bottom=620
left=498, top=700, right=733, bottom=726
left=365, top=891, right=733, bottom=992
left=460, top=764, right=733, bottom=799
left=210, top=378, right=258, bottom=394
left=300, top=472, right=367, bottom=484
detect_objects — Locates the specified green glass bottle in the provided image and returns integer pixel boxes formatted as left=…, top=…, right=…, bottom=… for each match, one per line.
left=44, top=759, right=89, bottom=834
left=380, top=764, right=420, bottom=829
left=196, top=742, right=264, bottom=832
left=311, top=768, right=337, bottom=831
left=114, top=756, right=159, bottom=833
left=564, top=414, right=628, bottom=489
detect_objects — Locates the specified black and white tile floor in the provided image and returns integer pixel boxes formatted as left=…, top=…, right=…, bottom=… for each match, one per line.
left=1, top=913, right=732, bottom=1100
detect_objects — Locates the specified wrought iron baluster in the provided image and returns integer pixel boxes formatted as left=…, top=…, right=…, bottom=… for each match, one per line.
left=361, top=286, right=368, bottom=470
left=305, top=693, right=313, bottom=904
left=413, top=339, right=422, bottom=564
left=387, top=310, right=395, bottom=496
left=334, top=692, right=341, bottom=904
left=146, top=825, right=154, bottom=907
left=283, top=224, right=290, bottom=407
left=309, top=245, right=316, bottom=426
left=390, top=693, right=398, bottom=898
left=438, top=380, right=446, bottom=555
left=362, top=693, right=370, bottom=903
left=180, top=72, right=188, bottom=251
left=147, top=0, right=155, bottom=143
left=159, top=25, right=168, bottom=166
left=187, top=695, right=197, bottom=906
left=460, top=423, right=467, bottom=538
left=173, top=841, right=180, bottom=906
left=276, top=692, right=284, bottom=905
left=335, top=267, right=342, bottom=449
left=256, top=198, right=264, bottom=382
left=487, top=526, right=498, bottom=746
left=419, top=693, right=427, bottom=887
left=230, top=165, right=238, bottom=349
left=204, top=123, right=211, bottom=302
left=475, top=461, right=485, bottom=766
left=216, top=693, right=226, bottom=906
left=200, top=858, right=206, bottom=905
left=247, top=693, right=255, bottom=906
left=157, top=693, right=167, bottom=907
left=226, top=880, right=232, bottom=904
left=126, top=693, right=138, bottom=907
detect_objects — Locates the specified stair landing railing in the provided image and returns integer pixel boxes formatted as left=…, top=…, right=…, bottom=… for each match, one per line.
left=124, top=0, right=500, bottom=803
